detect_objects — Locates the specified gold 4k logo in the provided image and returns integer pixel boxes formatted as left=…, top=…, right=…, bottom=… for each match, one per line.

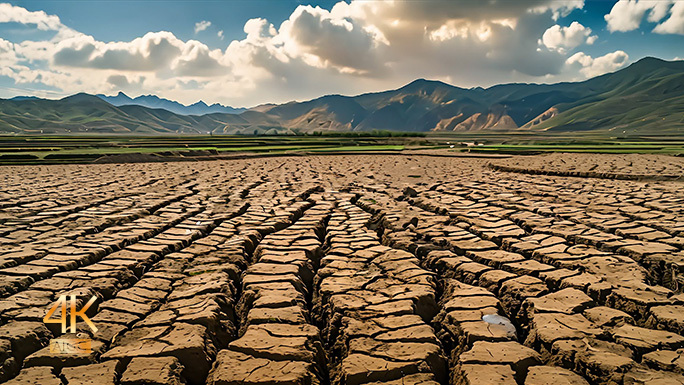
left=44, top=295, right=98, bottom=333
left=43, top=295, right=98, bottom=354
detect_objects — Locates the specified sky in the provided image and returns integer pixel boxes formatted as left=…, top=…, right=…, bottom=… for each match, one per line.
left=0, top=0, right=683, bottom=107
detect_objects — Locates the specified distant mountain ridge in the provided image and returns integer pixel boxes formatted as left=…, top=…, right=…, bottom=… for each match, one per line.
left=96, top=92, right=246, bottom=115
left=254, top=57, right=684, bottom=133
left=1, top=57, right=683, bottom=134
left=9, top=96, right=42, bottom=101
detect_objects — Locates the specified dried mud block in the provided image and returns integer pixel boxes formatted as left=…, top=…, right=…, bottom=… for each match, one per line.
left=522, top=288, right=594, bottom=316
left=466, top=250, right=525, bottom=268
left=458, top=319, right=517, bottom=348
left=364, top=373, right=440, bottom=385
left=525, top=312, right=604, bottom=353
left=0, top=321, right=52, bottom=363
left=452, top=364, right=517, bottom=385
left=101, top=323, right=214, bottom=385
left=4, top=366, right=61, bottom=385
left=550, top=338, right=636, bottom=385
left=120, top=356, right=186, bottom=385
left=582, top=306, right=634, bottom=327
left=606, top=287, right=672, bottom=321
left=338, top=353, right=423, bottom=385
left=645, top=305, right=684, bottom=334
left=207, top=349, right=320, bottom=385
left=499, top=276, right=548, bottom=318
left=478, top=270, right=517, bottom=294
left=622, top=367, right=684, bottom=385
left=228, top=323, right=325, bottom=365
left=345, top=338, right=447, bottom=383
left=643, top=349, right=684, bottom=374
left=611, top=324, right=684, bottom=356
left=524, top=366, right=590, bottom=385
left=61, top=360, right=124, bottom=385
left=458, top=341, right=541, bottom=382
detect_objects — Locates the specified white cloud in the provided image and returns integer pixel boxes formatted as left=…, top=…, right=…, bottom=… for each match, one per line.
left=531, top=0, right=585, bottom=20
left=194, top=20, right=211, bottom=34
left=653, top=1, right=684, bottom=34
left=48, top=31, right=228, bottom=77
left=224, top=0, right=575, bottom=83
left=0, top=3, right=65, bottom=31
left=0, top=38, right=17, bottom=65
left=542, top=21, right=596, bottom=51
left=606, top=1, right=654, bottom=32
left=566, top=50, right=630, bottom=77
left=275, top=5, right=389, bottom=75
left=605, top=0, right=684, bottom=34
left=218, top=30, right=224, bottom=40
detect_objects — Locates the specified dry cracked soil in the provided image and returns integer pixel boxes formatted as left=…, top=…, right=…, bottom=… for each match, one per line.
left=0, top=153, right=684, bottom=385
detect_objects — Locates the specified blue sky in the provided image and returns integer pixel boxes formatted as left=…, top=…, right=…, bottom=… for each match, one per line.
left=10, top=1, right=339, bottom=45
left=1, top=0, right=683, bottom=107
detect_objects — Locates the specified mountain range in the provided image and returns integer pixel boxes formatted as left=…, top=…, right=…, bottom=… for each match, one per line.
left=0, top=57, right=682, bottom=135
left=96, top=92, right=246, bottom=115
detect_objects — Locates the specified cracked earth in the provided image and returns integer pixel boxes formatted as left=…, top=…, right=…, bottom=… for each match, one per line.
left=1, top=153, right=684, bottom=385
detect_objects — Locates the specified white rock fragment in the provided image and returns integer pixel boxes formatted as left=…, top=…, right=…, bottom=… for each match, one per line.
left=483, top=314, right=517, bottom=338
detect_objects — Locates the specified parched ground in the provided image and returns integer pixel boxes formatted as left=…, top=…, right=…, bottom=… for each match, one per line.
left=1, top=153, right=684, bottom=385
left=489, top=153, right=684, bottom=180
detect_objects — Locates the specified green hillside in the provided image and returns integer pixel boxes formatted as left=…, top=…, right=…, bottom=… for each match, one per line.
left=0, top=94, right=280, bottom=134
left=533, top=58, right=684, bottom=133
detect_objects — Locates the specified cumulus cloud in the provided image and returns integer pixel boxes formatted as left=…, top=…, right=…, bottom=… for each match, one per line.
left=653, top=1, right=684, bottom=34
left=218, top=30, right=224, bottom=40
left=0, top=3, right=65, bottom=31
left=225, top=0, right=577, bottom=82
left=194, top=20, right=211, bottom=34
left=566, top=50, right=630, bottom=77
left=533, top=0, right=585, bottom=20
left=276, top=5, right=390, bottom=74
left=542, top=21, right=596, bottom=51
left=332, top=0, right=583, bottom=26
left=0, top=38, right=17, bottom=65
left=50, top=32, right=228, bottom=77
left=606, top=0, right=684, bottom=34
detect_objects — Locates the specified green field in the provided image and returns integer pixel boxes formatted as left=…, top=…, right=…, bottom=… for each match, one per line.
left=429, top=132, right=684, bottom=155
left=0, top=132, right=682, bottom=165
left=0, top=135, right=424, bottom=164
